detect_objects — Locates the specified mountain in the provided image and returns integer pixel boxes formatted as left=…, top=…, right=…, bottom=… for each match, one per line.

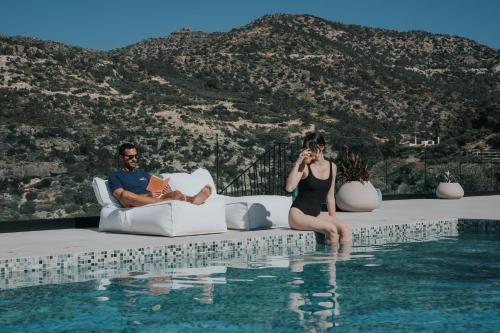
left=0, top=13, right=499, bottom=220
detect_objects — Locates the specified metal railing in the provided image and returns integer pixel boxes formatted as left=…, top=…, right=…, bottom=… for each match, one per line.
left=219, top=138, right=301, bottom=196
left=218, top=136, right=500, bottom=197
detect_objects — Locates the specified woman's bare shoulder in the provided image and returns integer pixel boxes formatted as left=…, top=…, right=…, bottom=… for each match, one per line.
left=329, top=161, right=337, bottom=174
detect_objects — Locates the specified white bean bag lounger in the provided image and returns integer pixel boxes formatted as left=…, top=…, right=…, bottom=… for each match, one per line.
left=93, top=168, right=227, bottom=237
left=160, top=168, right=293, bottom=231
left=224, top=195, right=293, bottom=230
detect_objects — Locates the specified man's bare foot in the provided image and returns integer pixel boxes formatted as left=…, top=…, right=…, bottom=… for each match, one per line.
left=204, top=184, right=212, bottom=195
left=192, top=186, right=211, bottom=205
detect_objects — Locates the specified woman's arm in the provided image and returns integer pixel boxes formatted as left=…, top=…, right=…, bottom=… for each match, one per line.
left=285, top=149, right=310, bottom=192
left=326, top=163, right=337, bottom=216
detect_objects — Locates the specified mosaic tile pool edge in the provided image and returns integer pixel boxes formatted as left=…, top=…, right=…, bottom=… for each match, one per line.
left=0, top=232, right=316, bottom=277
left=1, top=218, right=499, bottom=289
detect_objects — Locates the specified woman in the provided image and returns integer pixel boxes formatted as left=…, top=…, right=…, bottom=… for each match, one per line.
left=286, top=132, right=351, bottom=244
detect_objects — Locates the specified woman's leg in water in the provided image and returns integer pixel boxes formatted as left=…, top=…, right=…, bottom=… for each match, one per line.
left=318, top=212, right=352, bottom=245
left=289, top=207, right=339, bottom=244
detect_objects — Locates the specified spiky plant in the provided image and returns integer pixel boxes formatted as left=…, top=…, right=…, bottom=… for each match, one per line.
left=338, top=151, right=370, bottom=182
left=438, top=170, right=457, bottom=183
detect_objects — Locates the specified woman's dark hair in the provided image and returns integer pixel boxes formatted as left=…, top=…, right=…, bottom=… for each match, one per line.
left=302, top=132, right=326, bottom=150
left=118, top=142, right=137, bottom=156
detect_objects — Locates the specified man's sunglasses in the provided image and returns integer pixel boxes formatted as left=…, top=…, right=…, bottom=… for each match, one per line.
left=122, top=154, right=139, bottom=161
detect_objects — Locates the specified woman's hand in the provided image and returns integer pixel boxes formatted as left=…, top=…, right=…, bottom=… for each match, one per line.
left=297, top=149, right=311, bottom=165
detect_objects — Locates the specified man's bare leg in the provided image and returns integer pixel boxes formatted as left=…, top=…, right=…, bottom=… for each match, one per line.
left=161, top=190, right=184, bottom=201
left=188, top=185, right=212, bottom=205
left=160, top=185, right=212, bottom=205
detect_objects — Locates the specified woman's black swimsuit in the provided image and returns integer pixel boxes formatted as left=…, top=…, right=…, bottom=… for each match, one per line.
left=291, top=161, right=333, bottom=217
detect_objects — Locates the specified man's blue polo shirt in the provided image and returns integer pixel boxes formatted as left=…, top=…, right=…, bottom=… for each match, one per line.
left=108, top=169, right=151, bottom=195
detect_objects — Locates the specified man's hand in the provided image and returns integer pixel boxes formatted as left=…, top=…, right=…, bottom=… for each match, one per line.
left=161, top=178, right=171, bottom=196
left=151, top=191, right=163, bottom=198
left=151, top=178, right=170, bottom=198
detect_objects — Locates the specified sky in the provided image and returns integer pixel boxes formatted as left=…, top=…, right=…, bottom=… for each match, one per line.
left=1, top=0, right=499, bottom=50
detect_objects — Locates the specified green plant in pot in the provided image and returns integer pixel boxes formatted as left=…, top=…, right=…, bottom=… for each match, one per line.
left=336, top=146, right=378, bottom=212
left=435, top=170, right=464, bottom=199
left=339, top=150, right=370, bottom=183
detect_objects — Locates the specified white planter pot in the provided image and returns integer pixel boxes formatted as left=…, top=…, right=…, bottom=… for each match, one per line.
left=337, top=181, right=377, bottom=212
left=436, top=182, right=464, bottom=199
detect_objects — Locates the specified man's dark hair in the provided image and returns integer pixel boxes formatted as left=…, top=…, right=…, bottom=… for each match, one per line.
left=118, top=143, right=137, bottom=156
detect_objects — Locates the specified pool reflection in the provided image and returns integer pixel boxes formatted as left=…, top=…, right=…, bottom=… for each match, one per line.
left=97, top=243, right=353, bottom=331
left=288, top=243, right=352, bottom=332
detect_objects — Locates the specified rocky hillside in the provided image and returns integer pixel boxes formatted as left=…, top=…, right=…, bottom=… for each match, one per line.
left=0, top=14, right=499, bottom=220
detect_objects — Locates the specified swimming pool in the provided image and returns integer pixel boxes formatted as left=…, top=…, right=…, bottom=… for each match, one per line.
left=1, top=233, right=499, bottom=332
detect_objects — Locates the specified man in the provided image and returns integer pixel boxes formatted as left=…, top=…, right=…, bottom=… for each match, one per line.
left=108, top=143, right=211, bottom=207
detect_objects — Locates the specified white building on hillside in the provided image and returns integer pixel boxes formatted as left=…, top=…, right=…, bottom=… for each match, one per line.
left=405, top=135, right=440, bottom=148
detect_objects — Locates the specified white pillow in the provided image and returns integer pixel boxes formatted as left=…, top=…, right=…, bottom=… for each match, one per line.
left=225, top=195, right=292, bottom=230
left=160, top=168, right=216, bottom=196
left=92, top=177, right=122, bottom=208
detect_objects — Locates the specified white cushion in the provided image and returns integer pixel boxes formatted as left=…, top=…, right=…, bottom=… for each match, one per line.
left=160, top=168, right=216, bottom=196
left=92, top=177, right=122, bottom=208
left=225, top=195, right=292, bottom=230
left=99, top=196, right=227, bottom=237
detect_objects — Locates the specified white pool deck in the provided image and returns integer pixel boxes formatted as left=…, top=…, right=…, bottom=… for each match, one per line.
left=0, top=196, right=498, bottom=262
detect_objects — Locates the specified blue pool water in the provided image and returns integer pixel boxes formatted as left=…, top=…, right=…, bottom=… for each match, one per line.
left=1, top=233, right=499, bottom=332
